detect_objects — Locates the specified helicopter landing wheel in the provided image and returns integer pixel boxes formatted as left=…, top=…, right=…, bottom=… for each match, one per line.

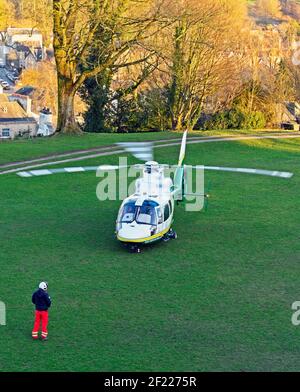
left=168, top=228, right=177, bottom=240
left=163, top=231, right=171, bottom=242
left=163, top=229, right=177, bottom=242
left=129, top=244, right=141, bottom=253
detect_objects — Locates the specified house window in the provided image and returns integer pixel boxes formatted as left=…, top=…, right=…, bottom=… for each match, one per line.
left=2, top=129, right=10, bottom=137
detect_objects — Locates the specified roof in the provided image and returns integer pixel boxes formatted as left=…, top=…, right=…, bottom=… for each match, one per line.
left=0, top=101, right=35, bottom=122
left=21, top=41, right=42, bottom=49
left=0, top=94, right=9, bottom=102
left=15, top=86, right=36, bottom=96
left=15, top=44, right=31, bottom=55
left=7, top=28, right=41, bottom=36
left=286, top=102, right=300, bottom=117
left=0, top=117, right=36, bottom=123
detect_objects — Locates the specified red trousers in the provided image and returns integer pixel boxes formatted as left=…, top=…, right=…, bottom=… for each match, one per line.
left=32, top=310, right=48, bottom=339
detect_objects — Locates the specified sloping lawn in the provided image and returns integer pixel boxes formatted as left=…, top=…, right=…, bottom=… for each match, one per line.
left=0, top=129, right=290, bottom=166
left=0, top=137, right=300, bottom=371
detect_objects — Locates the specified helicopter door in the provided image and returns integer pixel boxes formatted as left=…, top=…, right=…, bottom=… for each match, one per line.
left=168, top=200, right=173, bottom=218
left=163, top=203, right=172, bottom=230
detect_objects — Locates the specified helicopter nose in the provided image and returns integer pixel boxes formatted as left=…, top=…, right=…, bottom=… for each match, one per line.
left=117, top=223, right=151, bottom=241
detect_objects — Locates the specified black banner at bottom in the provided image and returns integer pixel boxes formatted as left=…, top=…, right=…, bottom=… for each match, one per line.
left=0, top=372, right=294, bottom=389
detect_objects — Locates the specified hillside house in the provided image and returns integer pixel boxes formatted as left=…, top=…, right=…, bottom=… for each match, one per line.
left=1, top=28, right=44, bottom=69
left=0, top=42, right=9, bottom=67
left=6, top=28, right=44, bottom=58
left=6, top=44, right=38, bottom=69
left=274, top=102, right=300, bottom=131
left=0, top=94, right=37, bottom=139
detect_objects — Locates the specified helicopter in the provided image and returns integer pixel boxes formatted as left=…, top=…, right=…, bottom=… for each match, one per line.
left=17, top=131, right=294, bottom=253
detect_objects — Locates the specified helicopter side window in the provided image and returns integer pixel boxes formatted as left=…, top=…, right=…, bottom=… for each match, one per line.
left=157, top=208, right=163, bottom=224
left=164, top=203, right=170, bottom=221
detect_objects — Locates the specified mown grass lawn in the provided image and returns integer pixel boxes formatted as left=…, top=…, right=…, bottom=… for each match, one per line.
left=0, top=132, right=178, bottom=166
left=0, top=136, right=300, bottom=371
left=0, top=128, right=288, bottom=166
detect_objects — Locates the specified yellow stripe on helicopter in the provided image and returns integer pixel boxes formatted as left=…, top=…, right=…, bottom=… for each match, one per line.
left=117, top=226, right=171, bottom=244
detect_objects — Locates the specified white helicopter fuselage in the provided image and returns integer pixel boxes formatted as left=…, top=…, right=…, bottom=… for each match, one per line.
left=116, top=162, right=175, bottom=244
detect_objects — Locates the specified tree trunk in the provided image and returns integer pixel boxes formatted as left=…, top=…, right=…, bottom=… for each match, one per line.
left=56, top=76, right=82, bottom=135
left=173, top=112, right=184, bottom=131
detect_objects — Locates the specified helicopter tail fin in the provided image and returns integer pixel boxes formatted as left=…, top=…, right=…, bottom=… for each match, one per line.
left=178, top=130, right=187, bottom=167
left=172, top=131, right=188, bottom=200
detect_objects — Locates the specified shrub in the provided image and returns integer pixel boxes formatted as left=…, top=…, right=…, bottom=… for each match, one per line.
left=204, top=108, right=266, bottom=130
left=240, top=111, right=266, bottom=129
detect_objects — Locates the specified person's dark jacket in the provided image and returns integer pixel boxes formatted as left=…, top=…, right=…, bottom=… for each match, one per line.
left=32, top=288, right=51, bottom=311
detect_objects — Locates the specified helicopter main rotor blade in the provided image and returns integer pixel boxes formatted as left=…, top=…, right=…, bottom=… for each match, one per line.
left=187, top=165, right=293, bottom=179
left=16, top=163, right=293, bottom=179
left=116, top=142, right=153, bottom=162
left=17, top=167, right=100, bottom=177
left=16, top=164, right=145, bottom=177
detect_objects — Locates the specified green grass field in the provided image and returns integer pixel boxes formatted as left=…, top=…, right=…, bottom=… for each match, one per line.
left=0, top=132, right=176, bottom=166
left=0, top=129, right=288, bottom=166
left=1, top=135, right=300, bottom=371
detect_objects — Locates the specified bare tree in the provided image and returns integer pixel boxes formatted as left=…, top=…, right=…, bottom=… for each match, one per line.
left=0, top=0, right=15, bottom=30
left=53, top=0, right=168, bottom=134
left=164, top=0, right=248, bottom=130
left=21, top=61, right=58, bottom=115
left=256, top=0, right=282, bottom=19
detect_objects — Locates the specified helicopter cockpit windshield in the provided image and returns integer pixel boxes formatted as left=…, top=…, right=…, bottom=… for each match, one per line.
left=136, top=201, right=158, bottom=225
left=119, top=200, right=136, bottom=223
left=119, top=200, right=158, bottom=225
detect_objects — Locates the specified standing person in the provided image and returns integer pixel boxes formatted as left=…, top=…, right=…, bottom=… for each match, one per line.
left=32, top=282, right=51, bottom=341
